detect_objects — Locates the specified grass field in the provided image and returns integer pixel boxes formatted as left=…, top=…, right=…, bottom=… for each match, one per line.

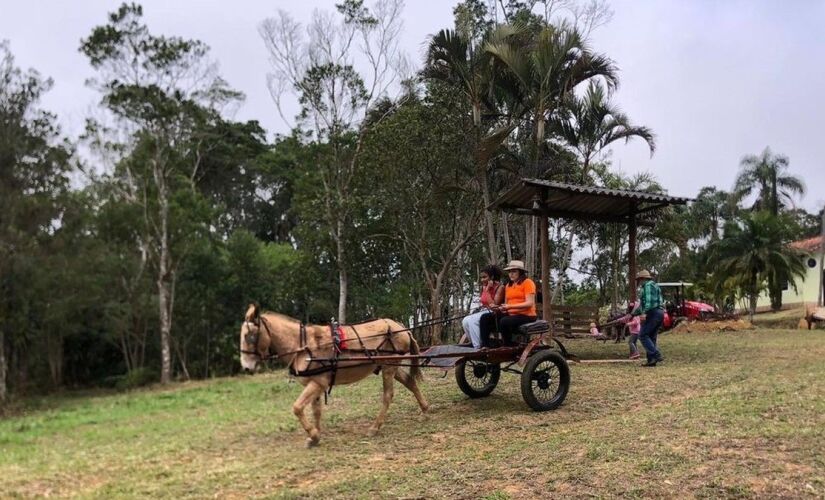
left=2, top=329, right=824, bottom=498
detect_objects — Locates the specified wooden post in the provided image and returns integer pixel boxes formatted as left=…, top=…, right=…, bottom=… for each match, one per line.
left=628, top=207, right=638, bottom=303
left=540, top=213, right=551, bottom=324
left=818, top=206, right=825, bottom=307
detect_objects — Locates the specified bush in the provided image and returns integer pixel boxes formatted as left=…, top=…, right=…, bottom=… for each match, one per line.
left=108, top=367, right=158, bottom=391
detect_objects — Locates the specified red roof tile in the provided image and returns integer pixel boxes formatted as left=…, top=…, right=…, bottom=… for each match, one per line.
left=790, top=236, right=824, bottom=253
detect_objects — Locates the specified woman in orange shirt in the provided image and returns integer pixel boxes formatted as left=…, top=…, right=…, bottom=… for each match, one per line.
left=478, top=260, right=537, bottom=346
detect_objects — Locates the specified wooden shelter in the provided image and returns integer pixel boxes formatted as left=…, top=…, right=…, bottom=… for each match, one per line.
left=489, top=179, right=691, bottom=322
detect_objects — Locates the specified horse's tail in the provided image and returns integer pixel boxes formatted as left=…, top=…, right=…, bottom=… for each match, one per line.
left=408, top=334, right=422, bottom=382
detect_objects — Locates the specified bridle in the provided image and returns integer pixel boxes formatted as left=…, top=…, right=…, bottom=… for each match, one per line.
left=240, top=315, right=307, bottom=364
left=240, top=317, right=271, bottom=359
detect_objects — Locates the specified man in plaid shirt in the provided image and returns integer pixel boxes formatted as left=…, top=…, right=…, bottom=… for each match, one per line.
left=631, top=270, right=665, bottom=366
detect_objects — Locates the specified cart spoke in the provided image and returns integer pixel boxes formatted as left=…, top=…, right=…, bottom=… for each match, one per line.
left=530, top=360, right=561, bottom=402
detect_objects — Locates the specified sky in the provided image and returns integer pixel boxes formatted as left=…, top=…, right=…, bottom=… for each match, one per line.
left=1, top=0, right=823, bottom=213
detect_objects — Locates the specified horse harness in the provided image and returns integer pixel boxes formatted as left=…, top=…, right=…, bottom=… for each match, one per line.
left=243, top=315, right=413, bottom=397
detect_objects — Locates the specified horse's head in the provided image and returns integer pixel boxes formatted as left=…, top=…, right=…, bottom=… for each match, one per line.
left=240, top=303, right=268, bottom=372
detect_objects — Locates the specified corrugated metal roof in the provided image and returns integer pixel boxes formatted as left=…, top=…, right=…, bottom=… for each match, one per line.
left=489, top=178, right=691, bottom=223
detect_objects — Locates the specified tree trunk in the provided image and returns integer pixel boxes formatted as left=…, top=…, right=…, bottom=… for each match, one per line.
left=819, top=207, right=825, bottom=307
left=336, top=219, right=348, bottom=324
left=428, top=284, right=443, bottom=345
left=628, top=215, right=638, bottom=303
left=204, top=306, right=210, bottom=379
left=540, top=215, right=551, bottom=322
left=174, top=338, right=190, bottom=381
left=15, top=345, right=28, bottom=394
left=158, top=261, right=173, bottom=384
left=611, top=230, right=620, bottom=312
left=0, top=328, right=6, bottom=403
left=749, top=293, right=757, bottom=323
left=525, top=217, right=537, bottom=276
left=551, top=228, right=575, bottom=304
left=770, top=170, right=778, bottom=216
left=769, top=279, right=783, bottom=312
left=479, top=167, right=499, bottom=264
left=119, top=329, right=132, bottom=373
left=502, top=213, right=513, bottom=262
left=46, top=333, right=63, bottom=387
left=158, top=193, right=173, bottom=385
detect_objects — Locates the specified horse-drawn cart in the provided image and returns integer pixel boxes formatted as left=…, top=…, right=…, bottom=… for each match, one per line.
left=240, top=306, right=571, bottom=446
left=301, top=319, right=571, bottom=412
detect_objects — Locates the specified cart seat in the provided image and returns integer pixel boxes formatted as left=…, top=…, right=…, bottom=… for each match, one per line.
left=518, top=320, right=550, bottom=336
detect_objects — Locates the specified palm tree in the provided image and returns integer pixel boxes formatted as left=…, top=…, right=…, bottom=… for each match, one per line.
left=485, top=22, right=617, bottom=275
left=734, top=147, right=805, bottom=216
left=424, top=29, right=516, bottom=264
left=711, top=211, right=807, bottom=321
left=549, top=80, right=655, bottom=302
left=733, top=147, right=805, bottom=310
left=691, top=186, right=734, bottom=242
left=485, top=23, right=618, bottom=170
left=553, top=80, right=655, bottom=180
left=424, top=29, right=488, bottom=128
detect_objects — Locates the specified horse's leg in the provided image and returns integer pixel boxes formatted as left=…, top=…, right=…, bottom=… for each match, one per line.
left=368, top=366, right=397, bottom=437
left=394, top=369, right=429, bottom=413
left=292, top=380, right=325, bottom=447
left=312, top=396, right=323, bottom=433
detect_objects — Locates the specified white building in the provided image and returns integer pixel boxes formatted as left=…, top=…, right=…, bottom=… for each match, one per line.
left=755, top=235, right=824, bottom=311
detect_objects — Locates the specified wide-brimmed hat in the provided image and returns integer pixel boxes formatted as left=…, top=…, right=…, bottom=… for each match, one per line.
left=635, top=269, right=652, bottom=280
left=503, top=260, right=526, bottom=272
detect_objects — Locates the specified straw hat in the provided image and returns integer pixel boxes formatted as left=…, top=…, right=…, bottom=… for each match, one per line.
left=503, top=260, right=527, bottom=272
left=636, top=269, right=653, bottom=280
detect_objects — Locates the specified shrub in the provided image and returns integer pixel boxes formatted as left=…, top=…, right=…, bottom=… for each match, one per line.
left=111, top=367, right=158, bottom=391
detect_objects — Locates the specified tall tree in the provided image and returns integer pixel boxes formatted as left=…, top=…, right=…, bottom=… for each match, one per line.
left=0, top=41, right=74, bottom=401
left=734, top=147, right=805, bottom=216
left=81, top=3, right=241, bottom=383
left=259, top=0, right=404, bottom=323
left=486, top=23, right=617, bottom=171
left=363, top=85, right=481, bottom=344
left=425, top=29, right=501, bottom=264
left=711, top=212, right=806, bottom=321
left=550, top=80, right=655, bottom=301
left=733, top=147, right=805, bottom=310
left=486, top=22, right=617, bottom=275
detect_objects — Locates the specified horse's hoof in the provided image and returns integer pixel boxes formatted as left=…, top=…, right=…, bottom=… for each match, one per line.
left=306, top=437, right=320, bottom=448
left=366, top=427, right=379, bottom=437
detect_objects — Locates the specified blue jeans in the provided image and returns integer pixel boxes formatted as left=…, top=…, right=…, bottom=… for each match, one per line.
left=628, top=334, right=639, bottom=355
left=639, top=308, right=664, bottom=362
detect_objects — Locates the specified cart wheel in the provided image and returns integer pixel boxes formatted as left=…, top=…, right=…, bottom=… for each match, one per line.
left=455, top=359, right=500, bottom=398
left=520, top=350, right=570, bottom=411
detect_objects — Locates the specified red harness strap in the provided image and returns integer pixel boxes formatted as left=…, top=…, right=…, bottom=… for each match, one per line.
left=337, top=326, right=348, bottom=350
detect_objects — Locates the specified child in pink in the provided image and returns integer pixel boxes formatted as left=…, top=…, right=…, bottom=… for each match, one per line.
left=589, top=322, right=606, bottom=339
left=619, top=302, right=642, bottom=359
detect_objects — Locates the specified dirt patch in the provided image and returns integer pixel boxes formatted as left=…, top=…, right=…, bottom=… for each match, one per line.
left=671, top=319, right=754, bottom=334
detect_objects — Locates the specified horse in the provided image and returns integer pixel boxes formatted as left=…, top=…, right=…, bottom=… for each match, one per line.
left=239, top=304, right=430, bottom=447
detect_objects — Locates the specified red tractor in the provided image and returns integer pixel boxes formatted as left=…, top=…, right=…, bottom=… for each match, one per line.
left=659, top=282, right=716, bottom=330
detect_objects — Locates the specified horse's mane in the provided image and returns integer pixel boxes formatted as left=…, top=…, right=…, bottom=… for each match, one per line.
left=260, top=311, right=301, bottom=324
